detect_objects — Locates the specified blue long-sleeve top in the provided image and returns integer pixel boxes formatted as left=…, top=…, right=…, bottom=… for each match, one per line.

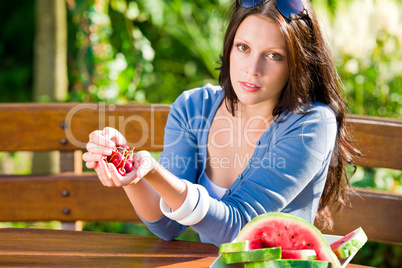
left=141, top=84, right=337, bottom=247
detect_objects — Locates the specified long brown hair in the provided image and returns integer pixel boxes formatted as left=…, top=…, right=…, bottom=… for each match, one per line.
left=217, top=0, right=360, bottom=229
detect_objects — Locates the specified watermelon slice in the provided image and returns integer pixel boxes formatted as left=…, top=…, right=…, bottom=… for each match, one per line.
left=219, top=239, right=262, bottom=254
left=222, top=247, right=281, bottom=264
left=236, top=213, right=341, bottom=268
left=282, top=249, right=316, bottom=260
left=330, top=227, right=367, bottom=259
left=244, top=260, right=331, bottom=268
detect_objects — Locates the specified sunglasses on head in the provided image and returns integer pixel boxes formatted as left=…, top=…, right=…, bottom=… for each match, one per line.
left=240, top=0, right=307, bottom=21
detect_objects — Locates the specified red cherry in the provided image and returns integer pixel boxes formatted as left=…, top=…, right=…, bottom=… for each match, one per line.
left=117, top=167, right=126, bottom=176
left=104, top=144, right=136, bottom=177
left=107, top=150, right=119, bottom=162
left=124, top=161, right=133, bottom=173
left=117, top=144, right=130, bottom=156
left=111, top=153, right=124, bottom=168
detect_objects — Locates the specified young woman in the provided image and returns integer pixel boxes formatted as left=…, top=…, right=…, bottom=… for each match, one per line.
left=83, top=0, right=359, bottom=247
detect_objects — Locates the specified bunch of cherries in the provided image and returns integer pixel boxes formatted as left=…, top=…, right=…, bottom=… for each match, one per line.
left=103, top=144, right=135, bottom=176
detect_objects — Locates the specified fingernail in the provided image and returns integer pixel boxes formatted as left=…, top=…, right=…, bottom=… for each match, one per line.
left=104, top=149, right=112, bottom=155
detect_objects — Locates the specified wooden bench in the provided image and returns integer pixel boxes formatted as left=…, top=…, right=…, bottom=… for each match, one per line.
left=0, top=103, right=401, bottom=244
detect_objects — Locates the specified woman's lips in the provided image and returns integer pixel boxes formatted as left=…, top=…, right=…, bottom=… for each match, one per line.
left=240, top=81, right=261, bottom=92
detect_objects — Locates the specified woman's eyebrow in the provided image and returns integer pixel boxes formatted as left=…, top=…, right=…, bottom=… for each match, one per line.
left=234, top=37, right=287, bottom=52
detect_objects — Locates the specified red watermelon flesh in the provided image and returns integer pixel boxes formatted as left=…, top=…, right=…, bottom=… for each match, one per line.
left=237, top=213, right=341, bottom=268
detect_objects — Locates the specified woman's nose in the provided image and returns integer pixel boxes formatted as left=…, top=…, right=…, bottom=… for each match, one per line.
left=246, top=55, right=263, bottom=77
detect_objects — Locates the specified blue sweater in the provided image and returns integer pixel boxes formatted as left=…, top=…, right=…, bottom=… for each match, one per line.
left=142, top=84, right=337, bottom=246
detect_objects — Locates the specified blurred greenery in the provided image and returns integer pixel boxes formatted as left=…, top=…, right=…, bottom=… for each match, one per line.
left=83, top=221, right=200, bottom=242
left=0, top=0, right=401, bottom=267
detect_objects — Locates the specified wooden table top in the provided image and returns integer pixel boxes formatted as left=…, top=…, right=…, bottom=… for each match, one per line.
left=0, top=228, right=372, bottom=268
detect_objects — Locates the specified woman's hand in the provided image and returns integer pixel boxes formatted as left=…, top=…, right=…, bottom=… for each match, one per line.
left=96, top=150, right=157, bottom=187
left=83, top=127, right=157, bottom=187
left=83, top=127, right=127, bottom=169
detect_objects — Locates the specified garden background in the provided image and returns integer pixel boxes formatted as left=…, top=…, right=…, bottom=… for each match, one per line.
left=0, top=0, right=401, bottom=267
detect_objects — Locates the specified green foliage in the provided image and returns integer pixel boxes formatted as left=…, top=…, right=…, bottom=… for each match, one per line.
left=67, top=0, right=231, bottom=104
left=83, top=221, right=200, bottom=242
left=350, top=166, right=402, bottom=193
left=313, top=0, right=402, bottom=118
left=0, top=221, right=61, bottom=229
left=352, top=241, right=402, bottom=268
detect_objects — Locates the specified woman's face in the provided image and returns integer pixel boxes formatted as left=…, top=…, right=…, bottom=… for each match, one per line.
left=230, top=14, right=289, bottom=110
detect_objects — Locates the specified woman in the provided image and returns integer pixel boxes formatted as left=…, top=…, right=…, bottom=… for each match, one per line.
left=83, top=0, right=359, bottom=247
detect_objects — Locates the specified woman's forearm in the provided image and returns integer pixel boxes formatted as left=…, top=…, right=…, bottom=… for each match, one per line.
left=144, top=163, right=187, bottom=211
left=122, top=162, right=187, bottom=222
left=122, top=180, right=163, bottom=221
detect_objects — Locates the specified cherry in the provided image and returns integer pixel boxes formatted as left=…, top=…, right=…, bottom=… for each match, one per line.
left=107, top=150, right=119, bottom=162
left=124, top=161, right=133, bottom=173
left=117, top=167, right=126, bottom=176
left=103, top=143, right=135, bottom=177
left=110, top=153, right=124, bottom=168
left=117, top=144, right=130, bottom=157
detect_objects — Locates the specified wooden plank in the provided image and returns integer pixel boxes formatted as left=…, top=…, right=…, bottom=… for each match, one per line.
left=0, top=173, right=140, bottom=222
left=346, top=114, right=402, bottom=170
left=0, top=228, right=218, bottom=256
left=0, top=228, right=219, bottom=268
left=0, top=103, right=170, bottom=152
left=323, top=188, right=402, bottom=245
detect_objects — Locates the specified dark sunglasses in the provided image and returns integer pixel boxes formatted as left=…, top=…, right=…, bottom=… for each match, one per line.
left=241, top=0, right=307, bottom=21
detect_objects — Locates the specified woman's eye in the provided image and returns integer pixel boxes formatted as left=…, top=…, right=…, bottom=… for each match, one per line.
left=236, top=44, right=249, bottom=52
left=268, top=53, right=282, bottom=61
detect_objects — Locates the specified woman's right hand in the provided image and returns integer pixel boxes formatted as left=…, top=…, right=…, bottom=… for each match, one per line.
left=82, top=127, right=127, bottom=170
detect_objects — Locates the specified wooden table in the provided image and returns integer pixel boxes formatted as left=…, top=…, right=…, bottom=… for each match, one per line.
left=0, top=228, right=372, bottom=267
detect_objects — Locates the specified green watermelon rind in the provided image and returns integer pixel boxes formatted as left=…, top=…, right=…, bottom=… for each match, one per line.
left=222, top=247, right=281, bottom=264
left=330, top=227, right=368, bottom=259
left=219, top=240, right=250, bottom=254
left=244, top=260, right=332, bottom=268
left=236, top=212, right=341, bottom=268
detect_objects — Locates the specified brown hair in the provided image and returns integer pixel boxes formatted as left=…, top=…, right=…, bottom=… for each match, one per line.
left=217, top=0, right=360, bottom=229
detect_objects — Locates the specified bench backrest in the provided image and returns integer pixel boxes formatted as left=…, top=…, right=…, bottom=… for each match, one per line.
left=0, top=103, right=401, bottom=244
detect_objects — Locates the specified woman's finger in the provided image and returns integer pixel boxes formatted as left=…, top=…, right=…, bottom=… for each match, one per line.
left=108, top=163, right=142, bottom=186
left=82, top=151, right=105, bottom=162
left=102, top=127, right=126, bottom=146
left=85, top=161, right=97, bottom=169
left=96, top=160, right=114, bottom=187
left=89, top=130, right=116, bottom=148
left=108, top=163, right=124, bottom=187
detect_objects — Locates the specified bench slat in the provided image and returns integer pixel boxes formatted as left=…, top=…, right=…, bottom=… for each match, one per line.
left=0, top=174, right=139, bottom=222
left=0, top=103, right=169, bottom=152
left=346, top=114, right=402, bottom=170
